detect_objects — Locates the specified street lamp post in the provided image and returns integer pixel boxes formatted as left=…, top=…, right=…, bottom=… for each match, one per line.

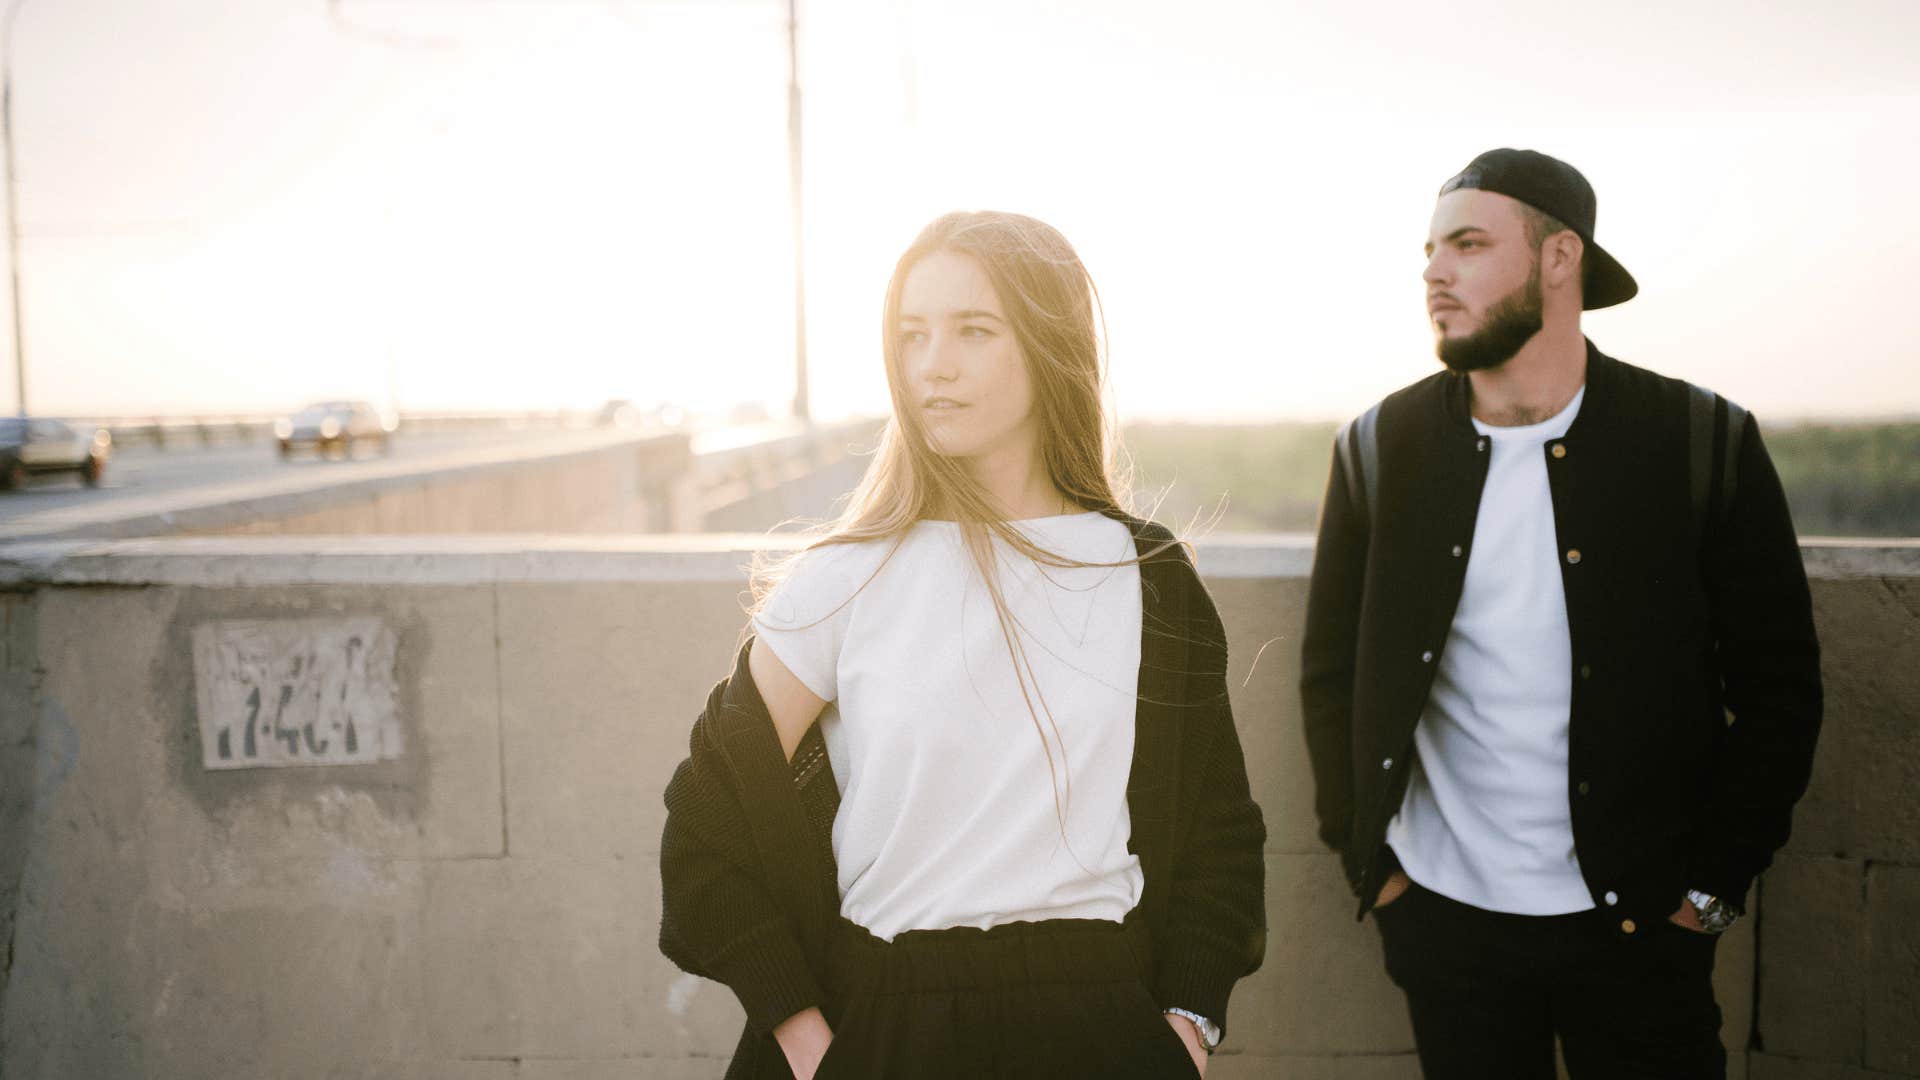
left=786, top=0, right=808, bottom=424
left=2, top=0, right=28, bottom=419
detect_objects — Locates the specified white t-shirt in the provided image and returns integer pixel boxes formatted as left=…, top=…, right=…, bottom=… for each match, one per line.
left=1386, top=385, right=1597, bottom=916
left=751, top=511, right=1146, bottom=942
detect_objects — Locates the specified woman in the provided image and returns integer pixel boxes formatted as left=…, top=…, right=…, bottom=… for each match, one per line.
left=659, top=211, right=1265, bottom=1079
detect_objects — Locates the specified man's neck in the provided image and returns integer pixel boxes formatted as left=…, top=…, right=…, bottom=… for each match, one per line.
left=1468, top=321, right=1588, bottom=427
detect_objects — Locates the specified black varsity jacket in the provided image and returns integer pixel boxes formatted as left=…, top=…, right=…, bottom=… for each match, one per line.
left=659, top=514, right=1267, bottom=1073
left=1300, top=341, right=1822, bottom=933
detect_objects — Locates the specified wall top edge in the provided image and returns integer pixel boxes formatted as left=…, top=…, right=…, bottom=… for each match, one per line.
left=2, top=533, right=1913, bottom=588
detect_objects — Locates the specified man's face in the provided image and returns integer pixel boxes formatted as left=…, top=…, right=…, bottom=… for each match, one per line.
left=1423, top=189, right=1544, bottom=373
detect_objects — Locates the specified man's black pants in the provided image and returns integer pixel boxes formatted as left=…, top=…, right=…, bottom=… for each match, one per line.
left=1372, top=878, right=1726, bottom=1079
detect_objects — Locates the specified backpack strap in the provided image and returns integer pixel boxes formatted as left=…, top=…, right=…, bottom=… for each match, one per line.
left=1722, top=396, right=1748, bottom=516
left=1687, top=382, right=1750, bottom=537
left=1688, top=384, right=1717, bottom=537
left=1334, top=402, right=1383, bottom=530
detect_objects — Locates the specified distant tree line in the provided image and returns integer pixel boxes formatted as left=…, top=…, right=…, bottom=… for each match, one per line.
left=1765, top=422, right=1920, bottom=538
left=1120, top=420, right=1920, bottom=539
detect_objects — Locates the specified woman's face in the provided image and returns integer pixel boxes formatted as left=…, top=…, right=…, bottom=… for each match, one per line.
left=895, top=250, right=1038, bottom=466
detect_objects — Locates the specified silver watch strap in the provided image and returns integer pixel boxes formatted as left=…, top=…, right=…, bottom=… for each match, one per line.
left=1685, top=889, right=1739, bottom=932
left=1164, top=1007, right=1221, bottom=1051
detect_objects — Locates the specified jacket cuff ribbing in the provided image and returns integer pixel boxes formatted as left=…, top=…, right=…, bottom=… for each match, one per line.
left=1152, top=929, right=1264, bottom=1042
left=705, top=923, right=825, bottom=1037
left=1686, top=848, right=1760, bottom=915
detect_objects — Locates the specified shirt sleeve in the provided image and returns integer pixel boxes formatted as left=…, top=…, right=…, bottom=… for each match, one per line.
left=750, top=544, right=862, bottom=702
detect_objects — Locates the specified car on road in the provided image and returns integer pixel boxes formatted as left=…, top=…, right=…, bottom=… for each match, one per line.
left=274, top=401, right=395, bottom=459
left=595, top=399, right=686, bottom=429
left=0, top=416, right=111, bottom=490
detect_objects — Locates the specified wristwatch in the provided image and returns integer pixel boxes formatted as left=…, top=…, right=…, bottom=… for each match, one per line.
left=1685, top=889, right=1740, bottom=934
left=1164, top=1008, right=1221, bottom=1054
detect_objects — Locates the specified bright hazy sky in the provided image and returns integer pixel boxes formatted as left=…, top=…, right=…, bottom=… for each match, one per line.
left=15, top=0, right=1920, bottom=422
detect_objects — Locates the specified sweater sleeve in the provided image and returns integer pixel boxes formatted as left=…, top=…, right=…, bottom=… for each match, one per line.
left=658, top=673, right=826, bottom=1036
left=1151, top=553, right=1268, bottom=1038
left=1689, top=413, right=1824, bottom=911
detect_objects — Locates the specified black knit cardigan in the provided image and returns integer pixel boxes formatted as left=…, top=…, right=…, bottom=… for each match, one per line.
left=657, top=514, right=1268, bottom=1068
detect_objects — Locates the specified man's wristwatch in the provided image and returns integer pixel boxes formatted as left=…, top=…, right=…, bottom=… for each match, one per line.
left=1685, top=889, right=1740, bottom=934
left=1164, top=1008, right=1222, bottom=1054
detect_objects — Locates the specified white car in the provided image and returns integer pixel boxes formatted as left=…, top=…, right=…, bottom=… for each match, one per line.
left=0, top=416, right=111, bottom=489
left=274, top=401, right=395, bottom=459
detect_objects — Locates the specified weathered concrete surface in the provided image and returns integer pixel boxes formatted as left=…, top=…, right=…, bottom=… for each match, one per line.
left=700, top=454, right=872, bottom=535
left=2, top=583, right=503, bottom=1077
left=1755, top=570, right=1920, bottom=1079
left=0, top=538, right=1908, bottom=1078
left=1867, top=865, right=1920, bottom=1074
left=0, top=591, right=37, bottom=1033
left=1785, top=577, right=1920, bottom=865
left=1750, top=1054, right=1916, bottom=1080
left=494, top=580, right=747, bottom=861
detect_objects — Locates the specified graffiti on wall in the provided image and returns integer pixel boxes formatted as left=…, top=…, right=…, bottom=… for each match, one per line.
left=191, top=617, right=403, bottom=770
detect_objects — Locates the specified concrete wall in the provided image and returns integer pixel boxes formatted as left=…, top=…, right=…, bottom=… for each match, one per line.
left=0, top=537, right=1912, bottom=1079
left=1750, top=548, right=1920, bottom=1080
left=693, top=420, right=884, bottom=533
left=201, top=432, right=695, bottom=538
left=0, top=430, right=697, bottom=545
left=4, top=421, right=885, bottom=547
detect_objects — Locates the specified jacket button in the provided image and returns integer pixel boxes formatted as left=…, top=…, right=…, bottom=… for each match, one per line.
left=1476, top=437, right=1488, bottom=452
left=1421, top=650, right=1435, bottom=663
left=1451, top=544, right=1464, bottom=557
left=1580, top=664, right=1593, bottom=679
left=1382, top=757, right=1393, bottom=770
left=1621, top=919, right=1637, bottom=934
left=1577, top=780, right=1591, bottom=796
left=1566, top=549, right=1582, bottom=565
left=1604, top=890, right=1618, bottom=905
left=1551, top=443, right=1567, bottom=459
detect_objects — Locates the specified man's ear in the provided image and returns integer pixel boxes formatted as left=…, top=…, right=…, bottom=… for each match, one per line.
left=1545, top=230, right=1586, bottom=292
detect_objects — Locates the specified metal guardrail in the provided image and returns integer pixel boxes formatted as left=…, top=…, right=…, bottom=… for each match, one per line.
left=52, top=411, right=677, bottom=450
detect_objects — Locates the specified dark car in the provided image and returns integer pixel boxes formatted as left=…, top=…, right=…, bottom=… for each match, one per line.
left=273, top=401, right=395, bottom=459
left=0, top=416, right=111, bottom=490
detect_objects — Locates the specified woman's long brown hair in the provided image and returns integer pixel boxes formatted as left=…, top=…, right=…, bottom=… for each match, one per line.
left=753, top=210, right=1179, bottom=834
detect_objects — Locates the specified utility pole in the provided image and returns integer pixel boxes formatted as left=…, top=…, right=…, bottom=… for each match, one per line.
left=3, top=0, right=28, bottom=419
left=786, top=0, right=808, bottom=424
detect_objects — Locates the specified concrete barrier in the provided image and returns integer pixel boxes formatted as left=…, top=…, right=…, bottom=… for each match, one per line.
left=691, top=419, right=886, bottom=533
left=5, top=420, right=885, bottom=546
left=0, top=429, right=697, bottom=544
left=0, top=536, right=1913, bottom=1079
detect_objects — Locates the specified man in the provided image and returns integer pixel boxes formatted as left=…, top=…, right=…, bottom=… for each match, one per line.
left=1299, top=148, right=1822, bottom=1078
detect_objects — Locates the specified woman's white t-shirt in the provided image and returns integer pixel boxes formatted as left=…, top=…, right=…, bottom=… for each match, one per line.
left=751, top=511, right=1146, bottom=943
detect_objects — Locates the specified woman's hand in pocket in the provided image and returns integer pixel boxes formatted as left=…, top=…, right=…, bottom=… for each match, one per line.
left=774, top=1006, right=834, bottom=1080
left=1165, top=1014, right=1207, bottom=1077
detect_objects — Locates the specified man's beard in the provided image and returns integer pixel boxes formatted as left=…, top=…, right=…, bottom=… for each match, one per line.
left=1436, top=261, right=1544, bottom=374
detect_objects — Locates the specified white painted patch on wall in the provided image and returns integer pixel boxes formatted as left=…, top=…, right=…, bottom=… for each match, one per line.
left=667, top=972, right=706, bottom=1017
left=153, top=971, right=179, bottom=1019
left=191, top=617, right=402, bottom=770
